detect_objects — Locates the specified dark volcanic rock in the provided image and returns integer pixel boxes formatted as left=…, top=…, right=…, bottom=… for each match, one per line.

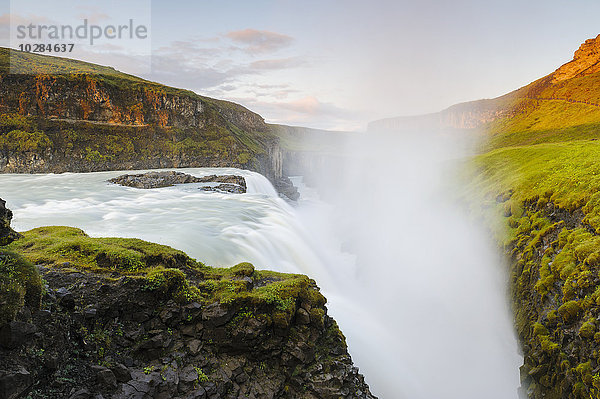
left=108, top=171, right=247, bottom=193
left=0, top=198, right=20, bottom=246
left=274, top=176, right=300, bottom=201
left=0, top=366, right=32, bottom=399
left=0, top=263, right=377, bottom=399
left=0, top=321, right=37, bottom=349
left=200, top=183, right=245, bottom=194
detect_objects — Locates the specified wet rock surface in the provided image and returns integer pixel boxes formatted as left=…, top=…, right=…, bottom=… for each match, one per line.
left=108, top=171, right=247, bottom=193
left=274, top=177, right=300, bottom=201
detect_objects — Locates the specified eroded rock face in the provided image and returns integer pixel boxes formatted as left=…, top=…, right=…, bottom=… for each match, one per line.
left=552, top=34, right=600, bottom=82
left=0, top=198, right=20, bottom=246
left=274, top=177, right=300, bottom=201
left=0, top=264, right=376, bottom=399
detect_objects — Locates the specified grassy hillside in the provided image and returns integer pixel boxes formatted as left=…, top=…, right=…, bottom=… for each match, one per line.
left=1, top=48, right=250, bottom=114
left=0, top=48, right=282, bottom=177
left=483, top=74, right=600, bottom=150
left=464, top=38, right=600, bottom=399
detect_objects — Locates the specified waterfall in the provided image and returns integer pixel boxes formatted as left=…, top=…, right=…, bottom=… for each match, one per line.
left=0, top=156, right=522, bottom=398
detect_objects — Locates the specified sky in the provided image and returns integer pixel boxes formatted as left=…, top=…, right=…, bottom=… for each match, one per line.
left=2, top=0, right=600, bottom=131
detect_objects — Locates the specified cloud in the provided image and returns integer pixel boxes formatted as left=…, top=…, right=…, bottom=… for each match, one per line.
left=226, top=95, right=361, bottom=131
left=225, top=28, right=293, bottom=54
left=248, top=57, right=304, bottom=70
left=147, top=39, right=305, bottom=92
left=0, top=13, right=58, bottom=46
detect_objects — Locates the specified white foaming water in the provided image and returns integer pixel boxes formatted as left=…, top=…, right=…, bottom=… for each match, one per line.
left=0, top=154, right=522, bottom=398
left=0, top=168, right=328, bottom=279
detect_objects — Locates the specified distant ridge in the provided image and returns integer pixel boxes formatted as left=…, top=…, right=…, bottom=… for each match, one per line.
left=369, top=34, right=600, bottom=150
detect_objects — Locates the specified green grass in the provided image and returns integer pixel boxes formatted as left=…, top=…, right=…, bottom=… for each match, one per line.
left=468, top=140, right=600, bottom=234
left=4, top=226, right=326, bottom=330
left=468, top=109, right=600, bottom=397
left=480, top=72, right=600, bottom=151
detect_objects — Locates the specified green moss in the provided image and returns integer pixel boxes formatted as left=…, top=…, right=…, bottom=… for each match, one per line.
left=533, top=322, right=549, bottom=336
left=0, top=250, right=42, bottom=324
left=229, top=262, right=255, bottom=277
left=558, top=301, right=582, bottom=323
left=6, top=226, right=326, bottom=316
left=143, top=268, right=200, bottom=303
left=7, top=226, right=195, bottom=273
left=6, top=226, right=202, bottom=304
left=579, top=319, right=596, bottom=339
left=0, top=129, right=52, bottom=152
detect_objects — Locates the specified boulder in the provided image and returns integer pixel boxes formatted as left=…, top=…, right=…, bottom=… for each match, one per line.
left=274, top=177, right=300, bottom=201
left=110, top=363, right=132, bottom=383
left=108, top=171, right=247, bottom=193
left=0, top=321, right=37, bottom=348
left=0, top=366, right=32, bottom=399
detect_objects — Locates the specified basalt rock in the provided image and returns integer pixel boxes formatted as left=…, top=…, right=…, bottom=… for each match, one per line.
left=0, top=232, right=376, bottom=399
left=274, top=177, right=300, bottom=201
left=108, top=171, right=247, bottom=193
left=0, top=198, right=20, bottom=246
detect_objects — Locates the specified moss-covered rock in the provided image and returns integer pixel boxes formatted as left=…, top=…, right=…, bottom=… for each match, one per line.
left=0, top=225, right=376, bottom=398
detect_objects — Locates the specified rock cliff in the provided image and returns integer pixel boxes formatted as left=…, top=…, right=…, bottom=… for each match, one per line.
left=0, top=207, right=376, bottom=398
left=367, top=98, right=510, bottom=132
left=552, top=34, right=600, bottom=83
left=0, top=48, right=283, bottom=184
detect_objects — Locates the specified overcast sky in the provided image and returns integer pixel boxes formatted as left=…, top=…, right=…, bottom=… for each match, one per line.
left=2, top=0, right=600, bottom=130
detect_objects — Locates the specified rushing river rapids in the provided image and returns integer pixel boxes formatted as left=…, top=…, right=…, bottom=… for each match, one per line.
left=1, top=160, right=522, bottom=398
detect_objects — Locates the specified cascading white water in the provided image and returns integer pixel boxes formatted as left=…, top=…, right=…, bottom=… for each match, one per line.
left=288, top=130, right=523, bottom=399
left=0, top=146, right=522, bottom=398
left=0, top=168, right=328, bottom=278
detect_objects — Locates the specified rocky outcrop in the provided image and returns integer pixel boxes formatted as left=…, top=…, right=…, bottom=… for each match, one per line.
left=200, top=184, right=246, bottom=194
left=274, top=177, right=300, bottom=201
left=0, top=226, right=376, bottom=398
left=504, top=198, right=600, bottom=398
left=108, top=171, right=247, bottom=193
left=0, top=198, right=20, bottom=246
left=0, top=257, right=375, bottom=398
left=552, top=34, right=600, bottom=83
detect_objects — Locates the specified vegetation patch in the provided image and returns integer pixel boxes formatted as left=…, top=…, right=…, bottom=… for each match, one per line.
left=6, top=226, right=326, bottom=317
left=0, top=249, right=41, bottom=324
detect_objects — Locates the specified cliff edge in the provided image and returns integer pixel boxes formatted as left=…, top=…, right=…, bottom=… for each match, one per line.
left=0, top=48, right=283, bottom=183
left=0, top=202, right=376, bottom=399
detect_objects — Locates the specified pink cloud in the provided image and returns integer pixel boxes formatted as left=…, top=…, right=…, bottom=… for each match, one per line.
left=225, top=28, right=293, bottom=53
